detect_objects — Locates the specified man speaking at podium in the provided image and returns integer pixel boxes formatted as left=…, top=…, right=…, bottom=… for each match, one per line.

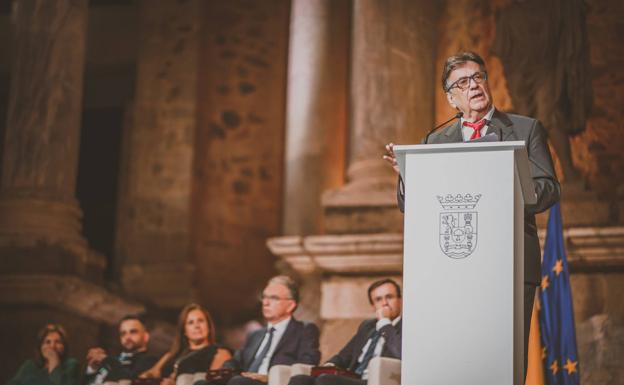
left=383, top=51, right=560, bottom=372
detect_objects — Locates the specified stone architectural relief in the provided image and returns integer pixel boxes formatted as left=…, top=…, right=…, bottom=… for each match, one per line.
left=192, top=0, right=290, bottom=322
left=115, top=0, right=199, bottom=309
left=282, top=0, right=349, bottom=237
left=492, top=0, right=593, bottom=183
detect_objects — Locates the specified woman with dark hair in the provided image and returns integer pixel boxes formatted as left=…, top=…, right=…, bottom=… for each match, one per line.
left=6, top=324, right=79, bottom=385
left=140, top=304, right=231, bottom=385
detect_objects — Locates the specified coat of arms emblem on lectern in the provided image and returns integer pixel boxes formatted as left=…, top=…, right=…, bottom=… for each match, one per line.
left=437, top=193, right=482, bottom=259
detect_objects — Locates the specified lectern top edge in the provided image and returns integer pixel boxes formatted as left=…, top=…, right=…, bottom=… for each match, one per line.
left=393, top=140, right=526, bottom=154
left=393, top=140, right=536, bottom=205
left=394, top=141, right=527, bottom=180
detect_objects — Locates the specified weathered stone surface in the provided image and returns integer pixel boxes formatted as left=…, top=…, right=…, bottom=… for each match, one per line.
left=0, top=274, right=144, bottom=324
left=322, top=0, right=438, bottom=234
left=2, top=0, right=87, bottom=199
left=535, top=181, right=615, bottom=228
left=576, top=315, right=624, bottom=385
left=574, top=0, right=624, bottom=199
left=349, top=0, right=437, bottom=166
left=571, top=273, right=624, bottom=326
left=0, top=0, right=95, bottom=276
left=115, top=0, right=199, bottom=308
left=0, top=3, right=129, bottom=383
left=537, top=226, right=624, bottom=272
left=492, top=0, right=593, bottom=183
left=267, top=233, right=403, bottom=274
left=193, top=0, right=290, bottom=322
left=283, top=0, right=349, bottom=236
left=323, top=205, right=404, bottom=234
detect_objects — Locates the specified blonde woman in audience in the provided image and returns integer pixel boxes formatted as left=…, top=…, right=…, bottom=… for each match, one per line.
left=141, top=304, right=231, bottom=385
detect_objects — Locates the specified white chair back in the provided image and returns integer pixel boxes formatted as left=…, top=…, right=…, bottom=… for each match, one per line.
left=175, top=373, right=193, bottom=385
left=268, top=365, right=293, bottom=385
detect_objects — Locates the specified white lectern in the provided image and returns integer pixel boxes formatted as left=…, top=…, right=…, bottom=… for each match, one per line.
left=394, top=141, right=536, bottom=385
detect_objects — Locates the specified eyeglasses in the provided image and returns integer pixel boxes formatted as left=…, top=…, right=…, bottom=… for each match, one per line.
left=258, top=294, right=293, bottom=303
left=445, top=71, right=488, bottom=92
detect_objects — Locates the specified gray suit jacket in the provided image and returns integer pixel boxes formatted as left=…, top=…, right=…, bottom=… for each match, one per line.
left=398, top=109, right=560, bottom=285
left=224, top=318, right=320, bottom=372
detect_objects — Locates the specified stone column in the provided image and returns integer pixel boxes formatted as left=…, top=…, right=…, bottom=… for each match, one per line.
left=114, top=0, right=199, bottom=308
left=282, top=0, right=350, bottom=236
left=0, top=2, right=134, bottom=381
left=323, top=0, right=439, bottom=234
left=192, top=0, right=291, bottom=323
left=0, top=0, right=103, bottom=277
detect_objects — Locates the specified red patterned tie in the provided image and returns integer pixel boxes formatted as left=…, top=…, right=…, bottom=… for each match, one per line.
left=463, top=119, right=487, bottom=140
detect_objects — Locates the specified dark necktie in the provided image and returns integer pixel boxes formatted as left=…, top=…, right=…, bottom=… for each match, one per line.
left=248, top=327, right=275, bottom=373
left=354, top=330, right=382, bottom=376
left=463, top=119, right=487, bottom=140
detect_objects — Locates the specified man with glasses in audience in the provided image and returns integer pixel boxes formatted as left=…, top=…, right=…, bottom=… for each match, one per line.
left=84, top=315, right=158, bottom=385
left=288, top=278, right=402, bottom=385
left=383, top=51, right=560, bottom=374
left=210, top=275, right=320, bottom=385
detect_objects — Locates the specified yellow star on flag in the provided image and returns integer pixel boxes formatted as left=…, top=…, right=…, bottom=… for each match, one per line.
left=550, top=359, right=559, bottom=375
left=553, top=259, right=564, bottom=276
left=541, top=275, right=550, bottom=291
left=564, top=358, right=578, bottom=375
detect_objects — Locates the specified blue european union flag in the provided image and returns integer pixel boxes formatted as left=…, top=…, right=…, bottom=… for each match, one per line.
left=539, top=202, right=580, bottom=384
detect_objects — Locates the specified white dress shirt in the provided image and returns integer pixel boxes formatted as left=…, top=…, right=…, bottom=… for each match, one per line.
left=357, top=315, right=402, bottom=379
left=255, top=317, right=291, bottom=375
left=460, top=106, right=495, bottom=141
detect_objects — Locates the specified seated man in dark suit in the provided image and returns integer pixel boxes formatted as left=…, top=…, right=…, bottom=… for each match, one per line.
left=84, top=314, right=158, bottom=385
left=199, top=275, right=321, bottom=385
left=289, top=278, right=403, bottom=385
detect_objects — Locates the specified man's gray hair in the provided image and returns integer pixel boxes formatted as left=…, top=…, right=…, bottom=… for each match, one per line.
left=267, top=275, right=300, bottom=303
left=441, top=51, right=487, bottom=91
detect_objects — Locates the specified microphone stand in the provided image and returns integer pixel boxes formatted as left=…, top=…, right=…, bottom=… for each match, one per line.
left=424, top=112, right=463, bottom=144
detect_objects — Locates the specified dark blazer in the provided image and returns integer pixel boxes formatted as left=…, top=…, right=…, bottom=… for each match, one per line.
left=398, top=109, right=560, bottom=285
left=225, top=318, right=320, bottom=371
left=328, top=318, right=402, bottom=371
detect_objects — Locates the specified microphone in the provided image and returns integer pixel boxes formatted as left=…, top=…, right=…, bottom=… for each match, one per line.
left=424, top=112, right=463, bottom=144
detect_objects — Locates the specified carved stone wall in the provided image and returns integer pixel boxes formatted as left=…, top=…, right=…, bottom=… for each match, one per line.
left=579, top=0, right=624, bottom=201
left=282, top=0, right=350, bottom=237
left=192, top=0, right=291, bottom=323
left=114, top=0, right=199, bottom=309
left=322, top=0, right=438, bottom=235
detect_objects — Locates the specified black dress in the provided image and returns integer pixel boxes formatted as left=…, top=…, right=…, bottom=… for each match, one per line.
left=161, top=345, right=218, bottom=378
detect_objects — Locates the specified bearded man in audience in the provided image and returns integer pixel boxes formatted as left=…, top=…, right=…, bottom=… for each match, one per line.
left=84, top=315, right=158, bottom=385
